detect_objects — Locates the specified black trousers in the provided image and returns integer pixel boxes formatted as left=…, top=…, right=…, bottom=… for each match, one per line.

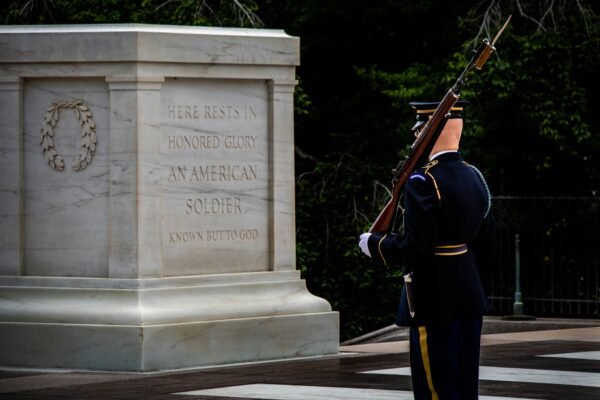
left=409, top=318, right=483, bottom=400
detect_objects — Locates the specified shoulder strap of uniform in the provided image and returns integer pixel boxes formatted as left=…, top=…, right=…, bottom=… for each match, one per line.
left=423, top=159, right=438, bottom=173
left=409, top=160, right=441, bottom=205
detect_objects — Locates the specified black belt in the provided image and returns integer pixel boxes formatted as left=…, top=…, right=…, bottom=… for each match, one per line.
left=434, top=244, right=468, bottom=256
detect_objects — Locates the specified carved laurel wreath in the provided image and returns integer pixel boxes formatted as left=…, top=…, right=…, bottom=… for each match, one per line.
left=40, top=100, right=97, bottom=172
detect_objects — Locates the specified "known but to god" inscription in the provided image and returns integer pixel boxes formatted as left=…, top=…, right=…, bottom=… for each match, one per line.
left=168, top=228, right=259, bottom=244
left=160, top=79, right=269, bottom=275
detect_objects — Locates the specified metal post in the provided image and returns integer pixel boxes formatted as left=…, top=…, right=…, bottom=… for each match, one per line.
left=503, top=233, right=535, bottom=320
left=513, top=234, right=524, bottom=315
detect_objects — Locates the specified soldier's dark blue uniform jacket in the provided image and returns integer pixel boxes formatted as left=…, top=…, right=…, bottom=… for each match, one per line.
left=367, top=151, right=495, bottom=326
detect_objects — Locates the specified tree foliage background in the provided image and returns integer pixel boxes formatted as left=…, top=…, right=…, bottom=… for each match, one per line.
left=3, top=0, right=599, bottom=340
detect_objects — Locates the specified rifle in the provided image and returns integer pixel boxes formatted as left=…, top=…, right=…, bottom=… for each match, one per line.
left=369, top=16, right=511, bottom=234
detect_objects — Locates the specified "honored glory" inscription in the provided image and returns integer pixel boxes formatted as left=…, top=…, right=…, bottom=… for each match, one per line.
left=167, top=135, right=257, bottom=150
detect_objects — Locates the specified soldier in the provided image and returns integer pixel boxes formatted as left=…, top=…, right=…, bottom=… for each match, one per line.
left=359, top=101, right=495, bottom=400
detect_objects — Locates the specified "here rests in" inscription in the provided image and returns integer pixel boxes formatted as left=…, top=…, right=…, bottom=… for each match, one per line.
left=167, top=104, right=257, bottom=120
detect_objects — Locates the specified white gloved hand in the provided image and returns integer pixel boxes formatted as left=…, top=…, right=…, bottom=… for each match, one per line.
left=359, top=233, right=372, bottom=257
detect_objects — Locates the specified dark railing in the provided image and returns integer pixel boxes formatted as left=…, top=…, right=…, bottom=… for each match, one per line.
left=489, top=196, right=600, bottom=318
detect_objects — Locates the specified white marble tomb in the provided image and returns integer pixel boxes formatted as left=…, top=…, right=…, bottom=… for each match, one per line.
left=0, top=24, right=339, bottom=371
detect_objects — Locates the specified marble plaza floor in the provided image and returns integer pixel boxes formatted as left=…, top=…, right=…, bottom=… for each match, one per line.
left=1, top=321, right=599, bottom=399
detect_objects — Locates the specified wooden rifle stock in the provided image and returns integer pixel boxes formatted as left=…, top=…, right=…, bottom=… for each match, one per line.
left=368, top=15, right=511, bottom=234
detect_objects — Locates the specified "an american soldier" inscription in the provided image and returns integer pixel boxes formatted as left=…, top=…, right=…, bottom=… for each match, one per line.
left=161, top=79, right=269, bottom=275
